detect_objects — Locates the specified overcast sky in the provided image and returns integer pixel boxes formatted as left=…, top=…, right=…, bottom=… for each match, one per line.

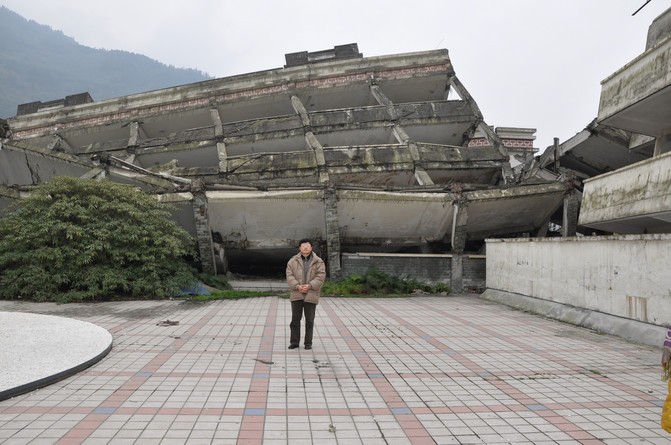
left=1, top=0, right=668, bottom=150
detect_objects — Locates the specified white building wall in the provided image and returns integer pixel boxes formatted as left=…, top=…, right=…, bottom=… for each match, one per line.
left=486, top=235, right=671, bottom=327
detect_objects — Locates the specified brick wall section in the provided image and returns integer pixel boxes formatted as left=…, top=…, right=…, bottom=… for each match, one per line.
left=341, top=253, right=486, bottom=290
left=463, top=256, right=486, bottom=288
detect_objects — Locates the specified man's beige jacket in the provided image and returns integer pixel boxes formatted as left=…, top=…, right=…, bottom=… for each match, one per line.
left=286, top=252, right=326, bottom=304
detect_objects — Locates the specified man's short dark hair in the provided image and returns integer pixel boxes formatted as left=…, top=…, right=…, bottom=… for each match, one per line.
left=298, top=238, right=312, bottom=246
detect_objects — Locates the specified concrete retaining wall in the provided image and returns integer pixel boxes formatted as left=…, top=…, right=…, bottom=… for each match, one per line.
left=481, top=289, right=667, bottom=348
left=485, top=235, right=671, bottom=329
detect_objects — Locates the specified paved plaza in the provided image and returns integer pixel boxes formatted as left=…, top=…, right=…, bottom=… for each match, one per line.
left=0, top=294, right=668, bottom=444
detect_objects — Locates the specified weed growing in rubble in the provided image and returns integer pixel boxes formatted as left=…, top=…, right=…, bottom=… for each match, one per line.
left=322, top=268, right=451, bottom=297
left=0, top=177, right=199, bottom=303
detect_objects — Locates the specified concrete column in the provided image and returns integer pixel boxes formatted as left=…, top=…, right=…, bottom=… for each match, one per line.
left=47, top=135, right=69, bottom=152
left=290, top=95, right=311, bottom=127
left=378, top=90, right=435, bottom=186
left=323, top=184, right=341, bottom=279
left=451, top=203, right=468, bottom=254
left=370, top=84, right=398, bottom=119
left=562, top=192, right=579, bottom=237
left=128, top=121, right=146, bottom=148
left=292, top=95, right=329, bottom=182
left=451, top=254, right=463, bottom=293
left=192, top=189, right=218, bottom=274
left=414, top=168, right=433, bottom=186
left=535, top=219, right=550, bottom=238
left=210, top=108, right=223, bottom=137
left=653, top=126, right=671, bottom=157
left=217, top=142, right=228, bottom=173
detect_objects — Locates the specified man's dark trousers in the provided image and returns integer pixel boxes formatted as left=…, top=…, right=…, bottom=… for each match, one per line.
left=290, top=300, right=316, bottom=347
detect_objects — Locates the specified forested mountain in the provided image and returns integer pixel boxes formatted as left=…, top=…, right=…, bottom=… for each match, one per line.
left=0, top=6, right=212, bottom=118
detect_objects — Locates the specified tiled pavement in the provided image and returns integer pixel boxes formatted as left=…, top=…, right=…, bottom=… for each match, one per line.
left=0, top=294, right=668, bottom=445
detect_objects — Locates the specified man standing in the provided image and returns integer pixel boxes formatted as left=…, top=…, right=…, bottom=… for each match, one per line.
left=286, top=238, right=326, bottom=350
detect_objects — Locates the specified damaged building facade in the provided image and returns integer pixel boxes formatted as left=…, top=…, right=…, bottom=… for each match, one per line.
left=485, top=7, right=671, bottom=342
left=0, top=44, right=571, bottom=288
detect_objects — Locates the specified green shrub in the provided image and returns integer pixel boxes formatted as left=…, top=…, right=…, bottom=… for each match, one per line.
left=322, top=268, right=451, bottom=296
left=0, top=177, right=198, bottom=303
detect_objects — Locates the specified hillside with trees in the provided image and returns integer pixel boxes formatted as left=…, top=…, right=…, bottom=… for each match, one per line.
left=0, top=6, right=212, bottom=118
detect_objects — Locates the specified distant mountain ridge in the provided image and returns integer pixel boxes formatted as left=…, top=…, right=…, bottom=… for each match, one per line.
left=0, top=6, right=213, bottom=119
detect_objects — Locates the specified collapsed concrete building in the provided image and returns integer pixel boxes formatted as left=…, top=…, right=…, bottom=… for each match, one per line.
left=0, top=44, right=571, bottom=283
left=485, top=7, right=671, bottom=343
left=538, top=7, right=671, bottom=235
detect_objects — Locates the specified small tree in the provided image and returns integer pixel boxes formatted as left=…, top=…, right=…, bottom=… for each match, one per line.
left=0, top=177, right=198, bottom=302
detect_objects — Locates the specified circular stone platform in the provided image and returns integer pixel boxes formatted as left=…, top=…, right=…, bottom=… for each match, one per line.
left=0, top=311, right=113, bottom=401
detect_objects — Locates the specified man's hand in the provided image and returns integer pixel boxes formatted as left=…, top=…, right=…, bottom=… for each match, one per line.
left=298, top=284, right=310, bottom=294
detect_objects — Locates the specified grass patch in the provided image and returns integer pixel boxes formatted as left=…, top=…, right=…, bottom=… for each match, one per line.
left=190, top=290, right=277, bottom=301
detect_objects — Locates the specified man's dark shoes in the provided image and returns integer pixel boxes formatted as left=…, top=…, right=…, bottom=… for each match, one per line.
left=304, top=345, right=312, bottom=350
left=288, top=344, right=299, bottom=349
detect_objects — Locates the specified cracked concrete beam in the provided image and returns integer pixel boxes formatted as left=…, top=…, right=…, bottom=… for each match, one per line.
left=291, top=95, right=311, bottom=127
left=46, top=135, right=61, bottom=151
left=465, top=182, right=568, bottom=201
left=442, top=80, right=513, bottom=184
left=392, top=125, right=410, bottom=144
left=413, top=167, right=434, bottom=186
left=305, top=132, right=326, bottom=166
left=100, top=154, right=191, bottom=188
left=105, top=167, right=180, bottom=190
left=407, top=142, right=422, bottom=162
left=475, top=122, right=514, bottom=184
left=447, top=75, right=481, bottom=118
left=290, top=94, right=329, bottom=182
left=477, top=122, right=510, bottom=159
left=369, top=88, right=435, bottom=186
left=153, top=166, right=218, bottom=177
left=370, top=85, right=399, bottom=120
left=304, top=132, right=329, bottom=183
left=210, top=108, right=224, bottom=137
left=5, top=140, right=97, bottom=168
left=217, top=142, right=228, bottom=173
left=80, top=168, right=105, bottom=179
left=46, top=134, right=71, bottom=152
left=128, top=121, right=147, bottom=148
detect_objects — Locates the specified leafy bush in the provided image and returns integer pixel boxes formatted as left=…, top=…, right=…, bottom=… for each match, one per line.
left=0, top=177, right=199, bottom=302
left=322, top=268, right=451, bottom=296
